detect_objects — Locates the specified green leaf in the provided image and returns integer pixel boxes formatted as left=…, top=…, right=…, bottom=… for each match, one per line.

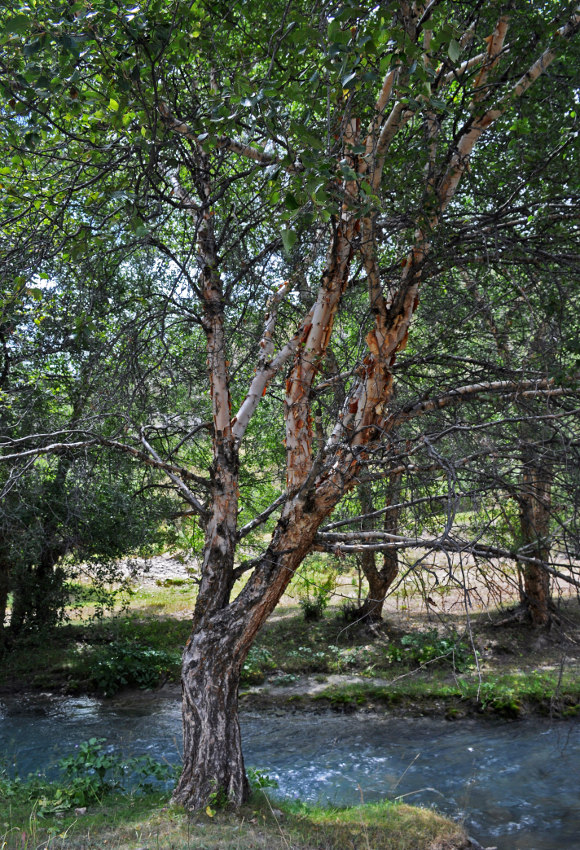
left=448, top=39, right=460, bottom=63
left=23, top=38, right=43, bottom=57
left=342, top=71, right=358, bottom=89
left=4, top=15, right=29, bottom=35
left=281, top=229, right=297, bottom=254
left=109, top=98, right=119, bottom=112
left=284, top=192, right=300, bottom=211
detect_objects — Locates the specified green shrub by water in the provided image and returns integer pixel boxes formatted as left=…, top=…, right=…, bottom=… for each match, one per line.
left=0, top=738, right=176, bottom=817
left=90, top=642, right=181, bottom=695
left=386, top=629, right=475, bottom=671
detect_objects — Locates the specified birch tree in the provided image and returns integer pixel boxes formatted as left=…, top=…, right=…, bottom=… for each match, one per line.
left=1, top=0, right=579, bottom=809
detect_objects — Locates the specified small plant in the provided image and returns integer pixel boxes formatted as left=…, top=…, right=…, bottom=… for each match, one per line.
left=291, top=557, right=335, bottom=621
left=241, top=646, right=276, bottom=684
left=328, top=644, right=378, bottom=673
left=247, top=767, right=279, bottom=790
left=299, top=594, right=329, bottom=621
left=56, top=737, right=176, bottom=808
left=272, top=672, right=299, bottom=686
left=286, top=645, right=328, bottom=672
left=0, top=739, right=176, bottom=818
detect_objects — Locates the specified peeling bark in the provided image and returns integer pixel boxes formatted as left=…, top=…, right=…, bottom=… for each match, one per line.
left=173, top=622, right=249, bottom=809
left=0, top=545, right=10, bottom=653
left=164, top=6, right=580, bottom=811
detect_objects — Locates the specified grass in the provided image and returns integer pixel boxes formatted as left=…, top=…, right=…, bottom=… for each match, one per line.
left=309, top=668, right=580, bottom=718
left=0, top=789, right=467, bottom=850
left=2, top=569, right=579, bottom=711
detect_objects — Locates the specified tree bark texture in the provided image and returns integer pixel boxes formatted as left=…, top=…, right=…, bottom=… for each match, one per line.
left=173, top=622, right=250, bottom=809
left=0, top=546, right=9, bottom=652
left=519, top=448, right=553, bottom=627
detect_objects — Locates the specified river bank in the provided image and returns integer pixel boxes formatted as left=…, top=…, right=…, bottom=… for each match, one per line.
left=2, top=584, right=579, bottom=721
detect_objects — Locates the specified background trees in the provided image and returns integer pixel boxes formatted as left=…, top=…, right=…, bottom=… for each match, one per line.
left=1, top=0, right=579, bottom=810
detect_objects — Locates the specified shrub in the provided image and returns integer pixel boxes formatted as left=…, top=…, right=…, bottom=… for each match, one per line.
left=386, top=630, right=474, bottom=671
left=90, top=641, right=180, bottom=695
left=0, top=738, right=176, bottom=816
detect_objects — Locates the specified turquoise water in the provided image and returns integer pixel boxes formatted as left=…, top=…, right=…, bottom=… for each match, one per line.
left=1, top=693, right=579, bottom=849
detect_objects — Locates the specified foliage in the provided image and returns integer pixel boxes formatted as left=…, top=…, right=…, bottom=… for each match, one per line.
left=385, top=630, right=475, bottom=672
left=291, top=558, right=336, bottom=622
left=89, top=641, right=180, bottom=696
left=0, top=738, right=176, bottom=817
left=1, top=0, right=580, bottom=808
left=240, top=646, right=277, bottom=685
left=246, top=767, right=279, bottom=791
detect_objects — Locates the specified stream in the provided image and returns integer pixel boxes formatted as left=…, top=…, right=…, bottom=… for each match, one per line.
left=1, top=692, right=579, bottom=850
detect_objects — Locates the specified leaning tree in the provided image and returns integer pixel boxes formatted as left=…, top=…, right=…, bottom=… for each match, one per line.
left=1, top=0, right=580, bottom=809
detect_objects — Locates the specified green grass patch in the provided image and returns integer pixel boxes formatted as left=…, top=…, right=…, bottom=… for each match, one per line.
left=0, top=786, right=466, bottom=850
left=313, top=668, right=580, bottom=716
left=0, top=615, right=190, bottom=694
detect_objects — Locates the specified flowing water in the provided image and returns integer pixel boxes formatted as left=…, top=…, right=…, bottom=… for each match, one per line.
left=1, top=692, right=579, bottom=850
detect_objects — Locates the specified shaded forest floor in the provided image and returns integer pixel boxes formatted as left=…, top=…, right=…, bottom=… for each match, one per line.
left=1, top=555, right=579, bottom=719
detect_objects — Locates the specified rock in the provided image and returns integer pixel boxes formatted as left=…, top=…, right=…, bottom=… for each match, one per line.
left=74, top=807, right=87, bottom=816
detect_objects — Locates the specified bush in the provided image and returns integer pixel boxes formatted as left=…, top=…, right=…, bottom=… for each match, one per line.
left=0, top=738, right=176, bottom=816
left=386, top=630, right=474, bottom=671
left=290, top=557, right=335, bottom=621
left=90, top=641, right=180, bottom=695
left=299, top=594, right=328, bottom=621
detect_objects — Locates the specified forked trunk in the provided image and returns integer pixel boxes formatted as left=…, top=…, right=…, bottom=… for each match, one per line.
left=356, top=557, right=397, bottom=621
left=354, top=475, right=401, bottom=622
left=173, top=624, right=250, bottom=809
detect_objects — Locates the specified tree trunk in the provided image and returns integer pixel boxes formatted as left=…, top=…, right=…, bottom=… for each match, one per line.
left=518, top=447, right=552, bottom=627
left=173, top=624, right=250, bottom=809
left=9, top=546, right=66, bottom=634
left=0, top=546, right=10, bottom=653
left=354, top=473, right=401, bottom=622
left=174, top=496, right=337, bottom=811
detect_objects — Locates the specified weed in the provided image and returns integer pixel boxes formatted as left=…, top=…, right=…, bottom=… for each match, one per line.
left=286, top=645, right=328, bottom=672
left=328, top=643, right=378, bottom=673
left=247, top=768, right=279, bottom=790
left=299, top=594, right=329, bottom=621
left=272, top=673, right=299, bottom=686
left=0, top=738, right=175, bottom=818
left=291, top=557, right=335, bottom=621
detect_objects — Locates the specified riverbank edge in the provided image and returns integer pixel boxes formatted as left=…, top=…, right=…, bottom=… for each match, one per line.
left=3, top=672, right=579, bottom=721
left=240, top=673, right=580, bottom=720
left=0, top=772, right=479, bottom=850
